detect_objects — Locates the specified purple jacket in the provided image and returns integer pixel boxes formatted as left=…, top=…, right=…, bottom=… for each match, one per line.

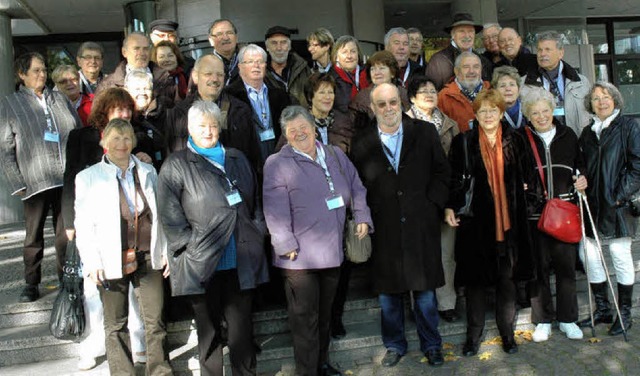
left=263, top=143, right=373, bottom=270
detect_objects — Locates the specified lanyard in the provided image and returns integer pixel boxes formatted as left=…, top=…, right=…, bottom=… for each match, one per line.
left=315, top=145, right=335, bottom=193
left=380, top=131, right=402, bottom=172
left=400, top=64, right=410, bottom=86
left=341, top=64, right=361, bottom=91
left=250, top=88, right=270, bottom=129
left=79, top=71, right=94, bottom=94
left=36, top=95, right=56, bottom=133
left=504, top=110, right=523, bottom=128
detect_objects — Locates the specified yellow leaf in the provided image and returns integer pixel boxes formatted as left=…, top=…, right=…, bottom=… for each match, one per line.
left=588, top=337, right=602, bottom=343
left=420, top=356, right=428, bottom=363
left=482, top=336, right=503, bottom=345
left=444, top=353, right=460, bottom=362
left=478, top=351, right=492, bottom=360
left=45, top=284, right=58, bottom=290
left=442, top=342, right=454, bottom=350
left=344, top=371, right=353, bottom=375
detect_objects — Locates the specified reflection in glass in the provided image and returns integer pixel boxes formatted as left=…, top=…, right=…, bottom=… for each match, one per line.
left=587, top=23, right=608, bottom=54
left=595, top=63, right=610, bottom=82
left=614, top=21, right=640, bottom=55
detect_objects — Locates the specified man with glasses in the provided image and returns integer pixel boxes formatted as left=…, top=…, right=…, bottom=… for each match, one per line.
left=495, top=27, right=536, bottom=76
left=481, top=23, right=502, bottom=66
left=351, top=82, right=450, bottom=369
left=307, top=28, right=334, bottom=74
left=209, top=18, right=241, bottom=85
left=407, top=27, right=426, bottom=68
left=76, top=42, right=104, bottom=95
left=264, top=26, right=312, bottom=107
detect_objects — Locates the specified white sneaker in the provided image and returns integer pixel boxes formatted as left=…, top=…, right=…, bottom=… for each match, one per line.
left=532, top=323, right=552, bottom=342
left=77, top=356, right=96, bottom=371
left=559, top=322, right=584, bottom=340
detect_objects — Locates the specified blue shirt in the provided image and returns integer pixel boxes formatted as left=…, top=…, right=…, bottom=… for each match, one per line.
left=244, top=82, right=271, bottom=130
left=379, top=124, right=403, bottom=173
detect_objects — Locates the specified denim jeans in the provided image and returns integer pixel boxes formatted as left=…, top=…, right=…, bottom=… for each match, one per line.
left=379, top=290, right=442, bottom=355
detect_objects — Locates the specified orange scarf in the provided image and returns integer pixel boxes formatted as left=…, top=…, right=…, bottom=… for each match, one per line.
left=479, top=126, right=511, bottom=241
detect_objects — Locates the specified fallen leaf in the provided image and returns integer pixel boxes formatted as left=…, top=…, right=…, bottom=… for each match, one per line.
left=344, top=371, right=353, bottom=375
left=482, top=336, right=503, bottom=345
left=420, top=356, right=428, bottom=363
left=588, top=337, right=602, bottom=343
left=45, top=284, right=58, bottom=290
left=444, top=352, right=460, bottom=362
left=478, top=351, right=492, bottom=360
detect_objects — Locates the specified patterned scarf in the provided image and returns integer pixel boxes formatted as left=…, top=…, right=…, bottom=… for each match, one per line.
left=479, top=126, right=511, bottom=241
left=314, top=110, right=334, bottom=128
left=411, top=105, right=444, bottom=132
left=456, top=78, right=483, bottom=102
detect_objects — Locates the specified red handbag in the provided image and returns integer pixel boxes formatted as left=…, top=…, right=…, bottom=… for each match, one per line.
left=525, top=127, right=582, bottom=244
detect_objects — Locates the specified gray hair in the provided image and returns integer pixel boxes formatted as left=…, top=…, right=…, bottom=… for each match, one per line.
left=331, top=35, right=360, bottom=65
left=536, top=31, right=565, bottom=50
left=584, top=81, right=624, bottom=113
left=188, top=100, right=223, bottom=128
left=124, top=70, right=153, bottom=89
left=193, top=53, right=223, bottom=71
left=123, top=31, right=150, bottom=49
left=280, top=105, right=314, bottom=133
left=491, top=66, right=521, bottom=89
left=521, top=86, right=556, bottom=119
left=100, top=118, right=137, bottom=149
left=77, top=41, right=104, bottom=59
left=454, top=51, right=480, bottom=69
left=238, top=43, right=267, bottom=63
left=51, top=64, right=79, bottom=84
left=482, top=23, right=502, bottom=36
left=384, top=27, right=408, bottom=47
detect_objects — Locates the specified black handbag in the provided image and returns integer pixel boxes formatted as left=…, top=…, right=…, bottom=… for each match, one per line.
left=49, top=239, right=85, bottom=340
left=456, top=132, right=475, bottom=217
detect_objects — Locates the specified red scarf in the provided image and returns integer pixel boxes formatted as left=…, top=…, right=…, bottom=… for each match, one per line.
left=479, top=126, right=511, bottom=241
left=169, top=66, right=188, bottom=99
left=333, top=65, right=369, bottom=100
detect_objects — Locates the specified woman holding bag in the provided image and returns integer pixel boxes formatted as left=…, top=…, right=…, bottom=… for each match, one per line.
left=519, top=87, right=587, bottom=342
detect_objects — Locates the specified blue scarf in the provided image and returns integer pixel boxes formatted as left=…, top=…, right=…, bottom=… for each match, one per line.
left=506, top=100, right=521, bottom=123
left=188, top=136, right=225, bottom=167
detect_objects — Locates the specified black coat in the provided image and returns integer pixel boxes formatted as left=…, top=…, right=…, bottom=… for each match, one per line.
left=579, top=114, right=640, bottom=238
left=157, top=147, right=269, bottom=296
left=495, top=47, right=538, bottom=77
left=351, top=116, right=450, bottom=294
left=448, top=125, right=534, bottom=286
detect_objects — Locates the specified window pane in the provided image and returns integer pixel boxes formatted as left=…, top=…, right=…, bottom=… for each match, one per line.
left=587, top=23, right=608, bottom=54
left=614, top=21, right=640, bottom=55
left=595, top=63, right=610, bottom=82
left=616, top=60, right=640, bottom=116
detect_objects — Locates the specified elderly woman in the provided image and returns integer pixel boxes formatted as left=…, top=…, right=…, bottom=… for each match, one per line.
left=152, top=40, right=190, bottom=100
left=74, top=118, right=172, bottom=376
left=405, top=75, right=461, bottom=322
left=445, top=89, right=534, bottom=356
left=52, top=64, right=92, bottom=126
left=330, top=35, right=370, bottom=115
left=578, top=81, right=640, bottom=336
left=0, top=52, right=79, bottom=302
left=519, top=87, right=586, bottom=342
left=492, top=66, right=526, bottom=129
left=263, top=106, right=372, bottom=376
left=158, top=100, right=268, bottom=376
left=349, top=50, right=410, bottom=129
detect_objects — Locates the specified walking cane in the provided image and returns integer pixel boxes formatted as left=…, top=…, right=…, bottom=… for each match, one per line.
left=578, top=192, right=628, bottom=342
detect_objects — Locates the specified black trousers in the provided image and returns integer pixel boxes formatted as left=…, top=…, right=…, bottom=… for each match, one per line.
left=528, top=222, right=578, bottom=323
left=331, top=260, right=352, bottom=322
left=23, top=187, right=67, bottom=285
left=189, top=269, right=255, bottom=376
left=282, top=267, right=340, bottom=376
left=465, top=255, right=517, bottom=344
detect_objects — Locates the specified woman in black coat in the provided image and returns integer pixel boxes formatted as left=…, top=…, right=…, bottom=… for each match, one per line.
left=578, top=81, right=640, bottom=336
left=519, top=87, right=586, bottom=343
left=157, top=100, right=268, bottom=376
left=445, top=89, right=534, bottom=356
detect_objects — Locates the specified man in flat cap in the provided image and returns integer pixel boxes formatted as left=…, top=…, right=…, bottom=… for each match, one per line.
left=425, top=13, right=492, bottom=90
left=149, top=19, right=179, bottom=46
left=264, top=26, right=311, bottom=107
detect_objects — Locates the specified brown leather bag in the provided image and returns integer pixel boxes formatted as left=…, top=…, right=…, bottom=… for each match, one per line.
left=122, top=248, right=138, bottom=275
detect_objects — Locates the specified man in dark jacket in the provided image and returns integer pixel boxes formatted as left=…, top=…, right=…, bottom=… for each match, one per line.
left=264, top=26, right=312, bottom=107
left=96, top=32, right=175, bottom=107
left=209, top=18, right=241, bottom=85
left=351, top=83, right=451, bottom=368
left=495, top=28, right=537, bottom=76
left=425, top=13, right=492, bottom=90
left=385, top=27, right=423, bottom=87
left=166, top=54, right=260, bottom=171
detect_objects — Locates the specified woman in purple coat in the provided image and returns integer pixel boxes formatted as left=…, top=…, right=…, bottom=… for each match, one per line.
left=263, top=105, right=372, bottom=376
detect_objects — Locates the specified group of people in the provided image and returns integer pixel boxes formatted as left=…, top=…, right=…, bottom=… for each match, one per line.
left=0, top=10, right=638, bottom=376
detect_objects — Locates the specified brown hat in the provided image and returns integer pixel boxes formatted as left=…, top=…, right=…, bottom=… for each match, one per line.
left=149, top=19, right=178, bottom=32
left=444, top=13, right=483, bottom=34
left=265, top=26, right=291, bottom=39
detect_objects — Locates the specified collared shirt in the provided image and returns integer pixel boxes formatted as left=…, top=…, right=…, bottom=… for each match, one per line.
left=313, top=61, right=332, bottom=73
left=244, top=82, right=272, bottom=130
left=379, top=123, right=404, bottom=173
left=125, top=65, right=152, bottom=78
left=292, top=141, right=335, bottom=192
left=79, top=70, right=102, bottom=94
left=541, top=60, right=566, bottom=104
left=109, top=155, right=145, bottom=214
left=451, top=40, right=471, bottom=52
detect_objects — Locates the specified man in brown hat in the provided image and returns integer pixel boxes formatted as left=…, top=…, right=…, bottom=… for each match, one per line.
left=149, top=19, right=179, bottom=46
left=425, top=13, right=492, bottom=90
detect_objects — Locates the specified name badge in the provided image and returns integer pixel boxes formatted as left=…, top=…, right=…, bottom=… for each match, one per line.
left=553, top=107, right=565, bottom=117
left=468, top=120, right=474, bottom=130
left=226, top=189, right=243, bottom=206
left=259, top=128, right=275, bottom=141
left=44, top=131, right=60, bottom=143
left=325, top=194, right=344, bottom=210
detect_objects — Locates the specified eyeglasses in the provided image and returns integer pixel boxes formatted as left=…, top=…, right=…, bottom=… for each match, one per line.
left=240, top=59, right=266, bottom=66
left=56, top=78, right=78, bottom=85
left=80, top=55, right=103, bottom=61
left=477, top=108, right=500, bottom=116
left=483, top=35, right=499, bottom=41
left=592, top=95, right=612, bottom=102
left=210, top=30, right=235, bottom=39
left=416, top=89, right=437, bottom=95
left=374, top=99, right=400, bottom=109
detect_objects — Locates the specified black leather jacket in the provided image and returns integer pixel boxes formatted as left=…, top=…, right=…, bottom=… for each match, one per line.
left=579, top=114, right=640, bottom=238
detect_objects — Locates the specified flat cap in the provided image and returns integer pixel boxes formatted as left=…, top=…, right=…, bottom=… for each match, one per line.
left=265, top=26, right=291, bottom=39
left=150, top=19, right=179, bottom=32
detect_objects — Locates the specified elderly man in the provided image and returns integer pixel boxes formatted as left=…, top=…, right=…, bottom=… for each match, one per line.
left=521, top=31, right=591, bottom=135
left=52, top=65, right=92, bottom=126
left=385, top=27, right=423, bottom=87
left=96, top=32, right=175, bottom=105
left=438, top=52, right=490, bottom=132
left=209, top=18, right=240, bottom=85
left=263, top=26, right=311, bottom=107
left=425, top=13, right=492, bottom=90
left=307, top=28, right=334, bottom=73
left=351, top=83, right=450, bottom=368
left=481, top=23, right=502, bottom=65
left=76, top=41, right=104, bottom=95
left=166, top=54, right=258, bottom=169
left=407, top=28, right=426, bottom=68
left=495, top=27, right=537, bottom=76
left=225, top=44, right=291, bottom=173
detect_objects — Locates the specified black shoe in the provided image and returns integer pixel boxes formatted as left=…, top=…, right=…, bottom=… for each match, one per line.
left=439, top=309, right=460, bottom=322
left=319, top=363, right=342, bottom=376
left=462, top=341, right=479, bottom=357
left=502, top=338, right=518, bottom=354
left=331, top=320, right=346, bottom=339
left=19, top=285, right=39, bottom=303
left=381, top=350, right=402, bottom=367
left=425, top=349, right=444, bottom=366
left=578, top=282, right=613, bottom=328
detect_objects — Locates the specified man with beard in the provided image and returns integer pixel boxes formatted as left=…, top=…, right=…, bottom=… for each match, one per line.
left=209, top=18, right=241, bottom=85
left=351, top=83, right=450, bottom=368
left=425, top=13, right=492, bottom=90
left=97, top=32, right=175, bottom=107
left=495, top=28, right=537, bottom=76
left=264, top=26, right=311, bottom=107
left=165, top=54, right=259, bottom=171
left=384, top=27, right=423, bottom=87
left=438, top=52, right=490, bottom=132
